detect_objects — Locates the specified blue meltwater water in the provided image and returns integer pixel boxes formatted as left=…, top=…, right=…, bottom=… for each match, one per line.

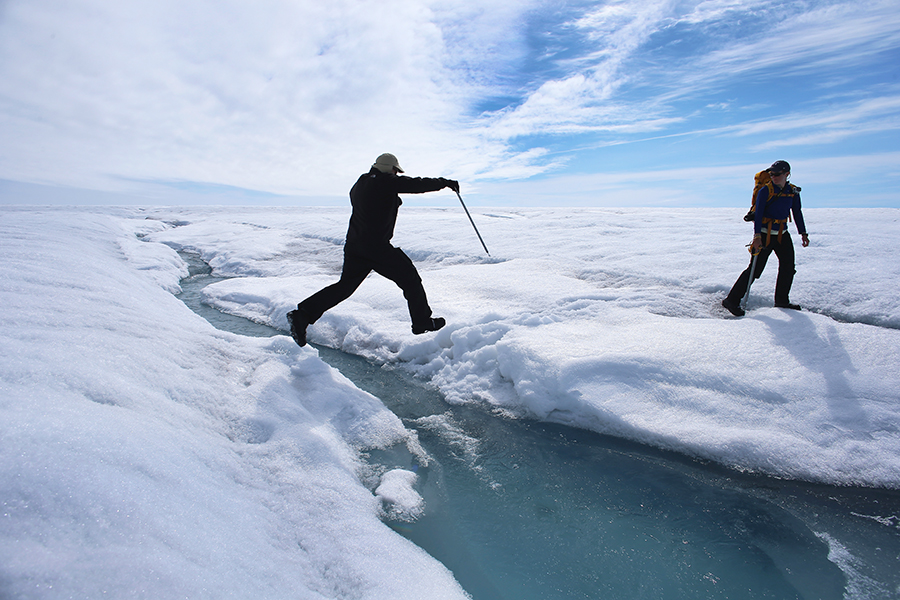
left=178, top=255, right=900, bottom=600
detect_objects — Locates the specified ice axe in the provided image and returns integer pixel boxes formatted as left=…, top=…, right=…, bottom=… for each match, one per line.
left=455, top=189, right=490, bottom=255
left=740, top=244, right=760, bottom=311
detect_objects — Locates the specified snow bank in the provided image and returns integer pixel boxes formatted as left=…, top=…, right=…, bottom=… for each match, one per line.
left=3, top=203, right=899, bottom=597
left=144, top=205, right=900, bottom=488
left=0, top=209, right=469, bottom=599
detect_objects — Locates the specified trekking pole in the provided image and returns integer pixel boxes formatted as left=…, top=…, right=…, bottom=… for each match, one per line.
left=740, top=245, right=760, bottom=311
left=455, top=190, right=490, bottom=255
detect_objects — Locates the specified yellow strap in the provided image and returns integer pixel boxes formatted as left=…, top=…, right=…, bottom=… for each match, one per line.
left=761, top=218, right=787, bottom=245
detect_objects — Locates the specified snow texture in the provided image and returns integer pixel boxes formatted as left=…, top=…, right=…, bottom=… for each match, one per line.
left=2, top=204, right=899, bottom=597
left=0, top=208, right=467, bottom=600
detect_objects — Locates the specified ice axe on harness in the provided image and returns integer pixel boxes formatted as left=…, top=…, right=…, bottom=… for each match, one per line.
left=455, top=190, right=490, bottom=256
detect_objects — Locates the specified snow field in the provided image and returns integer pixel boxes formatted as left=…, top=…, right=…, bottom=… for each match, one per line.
left=0, top=210, right=469, bottom=599
left=2, top=204, right=899, bottom=598
left=152, top=206, right=900, bottom=487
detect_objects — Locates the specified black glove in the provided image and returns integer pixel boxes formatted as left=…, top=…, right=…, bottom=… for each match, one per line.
left=442, top=178, right=460, bottom=193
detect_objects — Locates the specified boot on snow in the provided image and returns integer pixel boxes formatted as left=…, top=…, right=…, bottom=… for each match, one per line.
left=287, top=309, right=309, bottom=347
left=721, top=298, right=745, bottom=317
left=775, top=302, right=801, bottom=310
left=412, top=317, right=446, bottom=335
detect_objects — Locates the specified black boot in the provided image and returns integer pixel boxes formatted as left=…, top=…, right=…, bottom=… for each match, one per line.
left=287, top=309, right=309, bottom=346
left=412, top=317, right=446, bottom=335
left=775, top=302, right=801, bottom=310
left=721, top=298, right=745, bottom=317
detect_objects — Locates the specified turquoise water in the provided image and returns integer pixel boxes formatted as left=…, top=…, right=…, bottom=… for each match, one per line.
left=177, top=255, right=900, bottom=599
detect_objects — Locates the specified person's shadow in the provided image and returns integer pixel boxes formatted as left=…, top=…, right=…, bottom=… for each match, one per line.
left=756, top=311, right=869, bottom=433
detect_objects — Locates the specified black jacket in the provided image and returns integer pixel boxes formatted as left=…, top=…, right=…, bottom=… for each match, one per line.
left=346, top=168, right=448, bottom=248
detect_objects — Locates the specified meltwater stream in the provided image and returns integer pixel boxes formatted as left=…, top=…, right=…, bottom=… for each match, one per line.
left=177, top=256, right=900, bottom=600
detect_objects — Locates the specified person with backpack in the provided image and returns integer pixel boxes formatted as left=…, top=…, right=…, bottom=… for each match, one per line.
left=722, top=160, right=810, bottom=317
left=286, top=153, right=460, bottom=346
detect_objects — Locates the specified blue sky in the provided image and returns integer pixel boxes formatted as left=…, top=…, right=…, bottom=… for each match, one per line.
left=1, top=0, right=899, bottom=207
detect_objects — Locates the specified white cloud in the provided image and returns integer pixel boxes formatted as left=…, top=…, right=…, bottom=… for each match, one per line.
left=467, top=0, right=900, bottom=147
left=480, top=0, right=676, bottom=138
left=677, top=0, right=773, bottom=25
left=1, top=0, right=899, bottom=203
left=484, top=0, right=900, bottom=142
left=0, top=0, right=551, bottom=195
left=687, top=0, right=900, bottom=81
left=731, top=95, right=900, bottom=150
left=469, top=151, right=900, bottom=207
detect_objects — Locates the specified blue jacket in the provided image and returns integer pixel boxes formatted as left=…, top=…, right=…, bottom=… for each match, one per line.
left=754, top=184, right=807, bottom=236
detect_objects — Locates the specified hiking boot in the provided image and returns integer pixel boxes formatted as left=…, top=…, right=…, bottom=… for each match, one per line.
left=412, top=317, right=446, bottom=335
left=287, top=309, right=309, bottom=347
left=775, top=302, right=801, bottom=311
left=721, top=298, right=745, bottom=317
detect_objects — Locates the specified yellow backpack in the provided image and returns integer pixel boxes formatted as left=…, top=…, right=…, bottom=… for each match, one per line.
left=743, top=170, right=801, bottom=222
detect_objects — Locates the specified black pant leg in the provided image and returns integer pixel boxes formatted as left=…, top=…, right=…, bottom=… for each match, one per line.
left=298, top=250, right=371, bottom=323
left=772, top=234, right=796, bottom=305
left=726, top=245, right=773, bottom=303
left=370, top=246, right=433, bottom=327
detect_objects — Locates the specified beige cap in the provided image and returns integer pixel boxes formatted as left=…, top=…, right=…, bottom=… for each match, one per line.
left=373, top=153, right=404, bottom=174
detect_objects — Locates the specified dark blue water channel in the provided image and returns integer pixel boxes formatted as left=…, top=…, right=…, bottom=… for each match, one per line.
left=176, top=253, right=900, bottom=600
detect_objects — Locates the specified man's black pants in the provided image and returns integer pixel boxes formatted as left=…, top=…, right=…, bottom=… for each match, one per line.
left=298, top=243, right=433, bottom=329
left=726, top=232, right=796, bottom=306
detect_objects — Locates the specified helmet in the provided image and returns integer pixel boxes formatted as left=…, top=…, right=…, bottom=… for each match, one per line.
left=373, top=153, right=404, bottom=174
left=767, top=160, right=791, bottom=175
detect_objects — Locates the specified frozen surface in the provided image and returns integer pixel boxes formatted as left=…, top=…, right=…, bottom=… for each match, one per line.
left=0, top=208, right=468, bottom=599
left=148, top=205, right=900, bottom=487
left=2, top=204, right=899, bottom=598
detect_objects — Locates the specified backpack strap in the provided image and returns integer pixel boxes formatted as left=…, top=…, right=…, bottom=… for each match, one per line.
left=762, top=183, right=800, bottom=244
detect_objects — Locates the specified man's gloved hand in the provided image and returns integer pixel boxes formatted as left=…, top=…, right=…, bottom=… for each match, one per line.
left=442, top=178, right=460, bottom=193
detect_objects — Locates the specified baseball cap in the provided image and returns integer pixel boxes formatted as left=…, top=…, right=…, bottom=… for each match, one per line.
left=767, top=160, right=791, bottom=175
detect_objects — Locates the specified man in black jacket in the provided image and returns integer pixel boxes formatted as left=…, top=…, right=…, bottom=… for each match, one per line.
left=287, top=153, right=459, bottom=347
